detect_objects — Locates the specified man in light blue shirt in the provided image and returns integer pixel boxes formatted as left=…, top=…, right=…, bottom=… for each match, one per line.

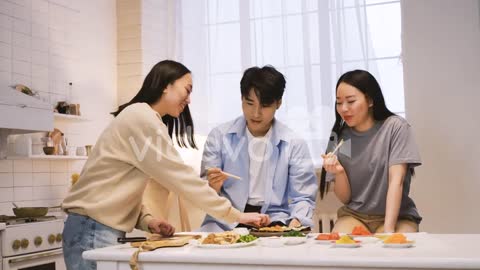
left=199, top=66, right=318, bottom=232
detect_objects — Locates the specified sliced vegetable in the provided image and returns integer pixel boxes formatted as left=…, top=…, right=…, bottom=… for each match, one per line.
left=237, top=234, right=258, bottom=243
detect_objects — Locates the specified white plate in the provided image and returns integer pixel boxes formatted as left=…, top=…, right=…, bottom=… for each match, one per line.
left=383, top=242, right=415, bottom=248
left=351, top=236, right=379, bottom=243
left=190, top=239, right=259, bottom=249
left=313, top=239, right=335, bottom=245
left=332, top=243, right=361, bottom=248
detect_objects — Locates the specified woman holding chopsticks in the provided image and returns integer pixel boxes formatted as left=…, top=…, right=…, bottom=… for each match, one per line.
left=320, top=70, right=422, bottom=234
left=61, top=60, right=268, bottom=270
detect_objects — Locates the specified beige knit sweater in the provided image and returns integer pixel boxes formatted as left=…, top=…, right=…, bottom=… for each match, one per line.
left=62, top=103, right=240, bottom=232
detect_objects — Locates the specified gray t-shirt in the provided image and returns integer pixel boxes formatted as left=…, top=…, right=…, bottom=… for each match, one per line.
left=327, top=116, right=422, bottom=222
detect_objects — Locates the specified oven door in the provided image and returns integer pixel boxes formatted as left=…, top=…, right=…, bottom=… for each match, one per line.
left=3, top=249, right=66, bottom=270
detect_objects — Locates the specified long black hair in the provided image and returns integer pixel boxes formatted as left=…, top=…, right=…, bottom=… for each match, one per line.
left=319, top=70, right=394, bottom=199
left=111, top=60, right=197, bottom=149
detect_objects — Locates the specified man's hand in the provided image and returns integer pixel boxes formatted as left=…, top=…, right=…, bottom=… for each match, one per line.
left=259, top=214, right=271, bottom=227
left=148, top=219, right=175, bottom=237
left=237, top=212, right=270, bottom=228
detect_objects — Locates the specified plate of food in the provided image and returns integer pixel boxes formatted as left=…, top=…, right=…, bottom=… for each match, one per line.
left=250, top=225, right=311, bottom=237
left=332, top=235, right=362, bottom=248
left=191, top=232, right=259, bottom=248
left=313, top=232, right=340, bottom=245
left=250, top=224, right=290, bottom=237
left=382, top=233, right=415, bottom=248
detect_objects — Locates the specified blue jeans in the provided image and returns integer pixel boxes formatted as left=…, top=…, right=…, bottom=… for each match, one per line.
left=62, top=213, right=125, bottom=270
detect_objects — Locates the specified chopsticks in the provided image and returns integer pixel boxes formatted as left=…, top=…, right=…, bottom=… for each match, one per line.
left=222, top=171, right=242, bottom=180
left=331, top=139, right=344, bottom=155
left=206, top=167, right=242, bottom=180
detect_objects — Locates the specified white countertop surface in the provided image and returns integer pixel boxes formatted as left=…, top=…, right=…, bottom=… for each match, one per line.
left=83, top=233, right=480, bottom=269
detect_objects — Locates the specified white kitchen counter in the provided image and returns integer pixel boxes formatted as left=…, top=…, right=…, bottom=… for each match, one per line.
left=83, top=233, right=480, bottom=270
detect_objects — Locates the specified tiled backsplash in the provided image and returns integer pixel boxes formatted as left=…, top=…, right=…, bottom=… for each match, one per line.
left=0, top=0, right=81, bottom=106
left=1, top=0, right=118, bottom=152
left=0, top=0, right=117, bottom=216
left=0, top=158, right=85, bottom=215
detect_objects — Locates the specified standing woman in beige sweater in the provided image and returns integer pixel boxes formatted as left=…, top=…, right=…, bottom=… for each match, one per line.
left=61, top=60, right=269, bottom=270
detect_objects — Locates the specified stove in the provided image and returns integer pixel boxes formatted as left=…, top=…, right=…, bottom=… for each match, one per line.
left=0, top=216, right=58, bottom=226
left=0, top=216, right=66, bottom=270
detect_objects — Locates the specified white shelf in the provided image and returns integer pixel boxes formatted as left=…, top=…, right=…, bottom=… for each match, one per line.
left=7, top=155, right=88, bottom=160
left=53, top=113, right=89, bottom=121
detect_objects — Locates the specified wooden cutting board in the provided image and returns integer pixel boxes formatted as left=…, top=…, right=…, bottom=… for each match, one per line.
left=130, top=235, right=201, bottom=270
left=130, top=235, right=200, bottom=250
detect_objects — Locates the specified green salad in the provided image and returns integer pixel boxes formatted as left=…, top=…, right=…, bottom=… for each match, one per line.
left=237, top=234, right=258, bottom=243
left=283, top=231, right=306, bottom=237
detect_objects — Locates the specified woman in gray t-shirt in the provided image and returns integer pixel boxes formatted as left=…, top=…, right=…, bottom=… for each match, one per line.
left=320, top=70, right=422, bottom=234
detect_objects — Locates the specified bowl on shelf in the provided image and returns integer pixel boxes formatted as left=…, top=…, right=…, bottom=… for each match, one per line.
left=43, top=146, right=55, bottom=155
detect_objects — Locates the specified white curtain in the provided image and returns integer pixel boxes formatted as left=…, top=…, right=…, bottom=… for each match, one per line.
left=176, top=0, right=404, bottom=165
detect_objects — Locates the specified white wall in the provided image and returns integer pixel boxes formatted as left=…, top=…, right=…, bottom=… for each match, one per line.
left=402, top=0, right=480, bottom=233
left=0, top=0, right=117, bottom=215
left=67, top=0, right=117, bottom=146
left=116, top=0, right=173, bottom=106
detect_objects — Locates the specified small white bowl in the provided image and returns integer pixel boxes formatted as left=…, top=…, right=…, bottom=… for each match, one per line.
left=283, top=237, right=307, bottom=245
left=260, top=237, right=284, bottom=248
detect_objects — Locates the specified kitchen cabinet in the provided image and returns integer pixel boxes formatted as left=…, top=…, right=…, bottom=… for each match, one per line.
left=0, top=89, right=53, bottom=132
left=1, top=89, right=90, bottom=160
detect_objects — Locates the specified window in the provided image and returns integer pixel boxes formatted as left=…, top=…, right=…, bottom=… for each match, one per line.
left=179, top=0, right=404, bottom=165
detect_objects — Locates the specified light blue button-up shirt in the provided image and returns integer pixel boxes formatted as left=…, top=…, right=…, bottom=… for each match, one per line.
left=199, top=116, right=318, bottom=232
